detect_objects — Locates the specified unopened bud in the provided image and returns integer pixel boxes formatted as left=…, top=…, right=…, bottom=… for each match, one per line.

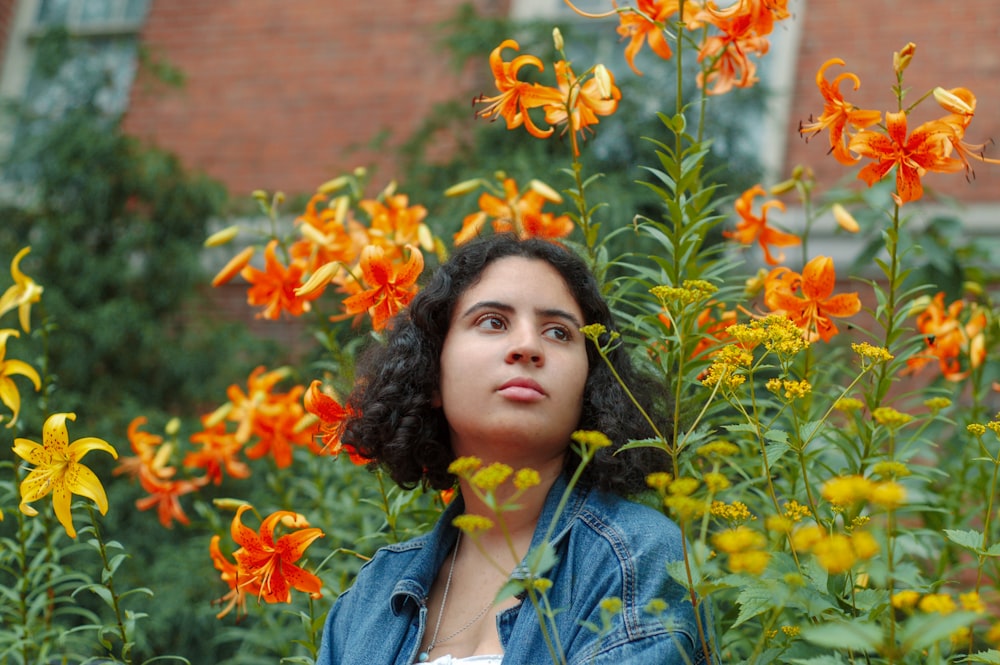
left=831, top=203, right=860, bottom=233
left=295, top=261, right=339, bottom=297
left=204, top=224, right=240, bottom=248
left=165, top=417, right=181, bottom=436
left=528, top=179, right=563, bottom=203
left=769, top=179, right=796, bottom=196
left=299, top=222, right=331, bottom=246
left=205, top=402, right=233, bottom=428
left=444, top=178, right=483, bottom=197
left=594, top=64, right=613, bottom=100
left=933, top=87, right=974, bottom=115
left=552, top=27, right=564, bottom=52
left=252, top=189, right=269, bottom=202
left=963, top=280, right=984, bottom=296
left=417, top=223, right=435, bottom=251
left=213, top=498, right=249, bottom=512
left=317, top=175, right=350, bottom=194
left=353, top=166, right=367, bottom=179
left=893, top=42, right=916, bottom=75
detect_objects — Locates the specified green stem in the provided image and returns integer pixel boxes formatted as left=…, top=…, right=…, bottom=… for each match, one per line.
left=87, top=505, right=132, bottom=664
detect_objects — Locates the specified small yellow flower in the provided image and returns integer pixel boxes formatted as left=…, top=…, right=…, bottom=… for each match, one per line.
left=871, top=461, right=910, bottom=480
left=513, top=468, right=541, bottom=491
left=448, top=456, right=483, bottom=477
left=918, top=593, right=956, bottom=615
left=966, top=423, right=987, bottom=436
left=781, top=625, right=801, bottom=638
left=646, top=472, right=673, bottom=493
left=813, top=533, right=856, bottom=574
left=988, top=421, right=1000, bottom=436
left=471, top=462, right=513, bottom=492
left=851, top=342, right=893, bottom=363
left=791, top=524, right=825, bottom=552
left=870, top=481, right=906, bottom=509
left=664, top=495, right=707, bottom=520
left=834, top=397, right=865, bottom=412
left=762, top=315, right=810, bottom=355
left=728, top=550, right=771, bottom=574
left=959, top=591, right=985, bottom=614
left=850, top=530, right=880, bottom=559
left=668, top=477, right=699, bottom=496
left=765, top=514, right=794, bottom=534
left=891, top=590, right=920, bottom=611
left=580, top=323, right=609, bottom=342
left=0, top=247, right=44, bottom=333
left=696, top=440, right=740, bottom=458
left=712, top=525, right=766, bottom=553
left=711, top=500, right=753, bottom=523
left=532, top=577, right=553, bottom=593
left=645, top=598, right=668, bottom=615
left=872, top=406, right=913, bottom=428
left=985, top=621, right=1000, bottom=646
left=782, top=500, right=811, bottom=522
left=599, top=597, right=623, bottom=615
left=452, top=514, right=495, bottom=536
left=821, top=475, right=873, bottom=507
left=703, top=472, right=730, bottom=492
left=571, top=429, right=612, bottom=451
left=923, top=396, right=951, bottom=411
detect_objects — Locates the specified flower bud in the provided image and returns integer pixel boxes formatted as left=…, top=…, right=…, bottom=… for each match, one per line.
left=552, top=27, right=564, bottom=52
left=165, top=417, right=181, bottom=436
left=831, top=203, right=860, bottom=233
left=444, top=178, right=483, bottom=197
left=295, top=261, right=339, bottom=297
left=528, top=178, right=563, bottom=203
left=204, top=224, right=240, bottom=248
left=213, top=498, right=249, bottom=512
left=933, top=87, right=974, bottom=115
left=594, top=64, right=613, bottom=99
left=317, top=175, right=350, bottom=194
left=893, top=42, right=916, bottom=75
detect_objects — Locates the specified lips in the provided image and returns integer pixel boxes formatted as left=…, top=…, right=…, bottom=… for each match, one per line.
left=497, top=377, right=546, bottom=402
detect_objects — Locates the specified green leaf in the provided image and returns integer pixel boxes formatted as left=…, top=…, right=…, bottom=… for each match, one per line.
left=944, top=528, right=984, bottom=552
left=899, top=611, right=979, bottom=652
left=962, top=650, right=1000, bottom=664
left=800, top=620, right=882, bottom=652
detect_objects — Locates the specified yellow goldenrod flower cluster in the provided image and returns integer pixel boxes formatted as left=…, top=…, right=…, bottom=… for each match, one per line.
left=471, top=463, right=514, bottom=492
left=821, top=474, right=907, bottom=510
left=696, top=440, right=740, bottom=458
left=851, top=342, right=893, bottom=364
left=766, top=378, right=812, bottom=400
left=791, top=524, right=880, bottom=574
left=448, top=456, right=483, bottom=476
left=452, top=514, right=495, bottom=535
left=513, top=468, right=541, bottom=491
left=834, top=397, right=865, bottom=412
left=571, top=429, right=612, bottom=451
left=712, top=525, right=770, bottom=574
left=923, top=396, right=952, bottom=411
left=703, top=472, right=731, bottom=492
left=702, top=345, right=754, bottom=389
left=871, top=460, right=910, bottom=479
left=650, top=280, right=719, bottom=308
left=711, top=500, right=753, bottom=523
left=872, top=406, right=914, bottom=428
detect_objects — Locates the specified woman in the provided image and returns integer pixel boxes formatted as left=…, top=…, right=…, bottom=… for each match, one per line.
left=316, top=234, right=712, bottom=665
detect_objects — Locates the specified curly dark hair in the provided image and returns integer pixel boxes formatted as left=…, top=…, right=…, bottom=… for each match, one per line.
left=342, top=234, right=671, bottom=496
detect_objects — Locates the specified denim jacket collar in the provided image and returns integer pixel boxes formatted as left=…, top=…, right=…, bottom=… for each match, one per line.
left=388, top=472, right=582, bottom=616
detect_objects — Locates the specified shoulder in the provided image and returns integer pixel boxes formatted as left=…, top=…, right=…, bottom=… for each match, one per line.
left=575, top=488, right=685, bottom=560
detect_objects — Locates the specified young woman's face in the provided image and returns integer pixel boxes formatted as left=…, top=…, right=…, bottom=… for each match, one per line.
left=437, top=256, right=589, bottom=468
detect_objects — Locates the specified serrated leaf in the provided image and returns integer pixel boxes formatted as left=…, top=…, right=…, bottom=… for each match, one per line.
left=962, top=649, right=1000, bottom=664
left=731, top=582, right=778, bottom=628
left=944, top=528, right=984, bottom=552
left=899, top=611, right=978, bottom=652
left=800, top=620, right=882, bottom=652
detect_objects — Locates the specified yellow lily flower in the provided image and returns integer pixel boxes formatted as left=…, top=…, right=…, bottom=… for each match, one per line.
left=13, top=412, right=118, bottom=538
left=0, top=329, right=41, bottom=427
left=0, top=247, right=44, bottom=332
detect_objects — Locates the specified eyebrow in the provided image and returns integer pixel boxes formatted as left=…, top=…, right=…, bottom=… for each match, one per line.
left=460, top=300, right=584, bottom=329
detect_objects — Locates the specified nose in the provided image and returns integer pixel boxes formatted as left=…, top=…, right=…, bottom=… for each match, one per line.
left=505, top=326, right=544, bottom=366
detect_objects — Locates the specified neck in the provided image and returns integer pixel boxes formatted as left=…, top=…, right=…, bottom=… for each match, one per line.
left=456, top=463, right=562, bottom=565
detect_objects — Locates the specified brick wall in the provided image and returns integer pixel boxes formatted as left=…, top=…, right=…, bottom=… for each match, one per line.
left=784, top=0, right=1000, bottom=202
left=123, top=0, right=509, bottom=198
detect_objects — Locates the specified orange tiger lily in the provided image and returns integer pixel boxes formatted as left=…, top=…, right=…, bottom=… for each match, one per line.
left=764, top=256, right=861, bottom=342
left=799, top=58, right=882, bottom=165
left=616, top=0, right=679, bottom=75
left=905, top=292, right=986, bottom=381
left=849, top=110, right=962, bottom=205
left=241, top=240, right=320, bottom=319
left=474, top=40, right=561, bottom=139
left=210, top=534, right=252, bottom=620
left=543, top=61, right=621, bottom=156
left=230, top=505, right=324, bottom=604
left=185, top=418, right=251, bottom=485
left=341, top=245, right=424, bottom=331
left=303, top=380, right=367, bottom=464
left=723, top=185, right=800, bottom=265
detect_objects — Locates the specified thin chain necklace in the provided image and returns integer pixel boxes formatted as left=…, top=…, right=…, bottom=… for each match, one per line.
left=417, top=532, right=495, bottom=663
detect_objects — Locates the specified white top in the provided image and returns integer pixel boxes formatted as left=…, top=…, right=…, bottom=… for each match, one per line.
left=423, top=656, right=503, bottom=665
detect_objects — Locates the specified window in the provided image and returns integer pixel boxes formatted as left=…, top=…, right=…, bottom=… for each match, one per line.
left=0, top=0, right=150, bottom=152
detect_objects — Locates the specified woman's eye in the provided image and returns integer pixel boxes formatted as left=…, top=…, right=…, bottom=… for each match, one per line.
left=544, top=326, right=571, bottom=341
left=475, top=314, right=506, bottom=330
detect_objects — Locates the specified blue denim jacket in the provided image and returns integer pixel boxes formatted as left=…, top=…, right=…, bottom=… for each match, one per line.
left=316, top=474, right=712, bottom=665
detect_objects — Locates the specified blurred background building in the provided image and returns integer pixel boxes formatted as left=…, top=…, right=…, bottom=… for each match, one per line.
left=1, top=0, right=997, bottom=251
